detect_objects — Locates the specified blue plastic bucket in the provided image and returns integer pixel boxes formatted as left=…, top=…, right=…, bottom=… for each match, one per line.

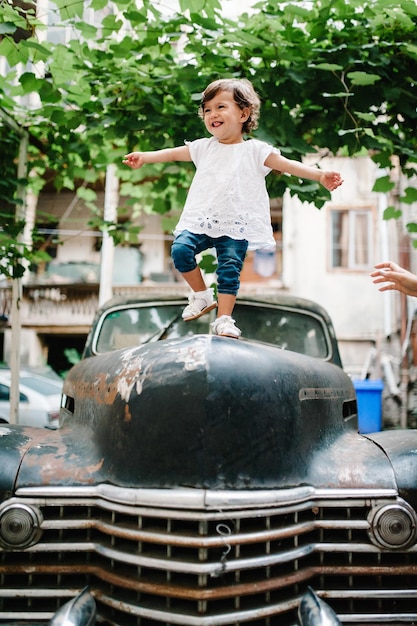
left=353, top=378, right=384, bottom=434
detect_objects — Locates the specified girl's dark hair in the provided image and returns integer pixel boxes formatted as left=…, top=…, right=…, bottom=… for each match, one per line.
left=198, top=78, right=261, bottom=134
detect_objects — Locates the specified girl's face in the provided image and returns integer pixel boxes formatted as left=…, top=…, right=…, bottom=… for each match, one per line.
left=202, top=90, right=249, bottom=144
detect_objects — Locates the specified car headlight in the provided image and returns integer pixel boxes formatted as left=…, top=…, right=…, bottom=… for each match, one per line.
left=0, top=503, right=43, bottom=549
left=368, top=502, right=417, bottom=550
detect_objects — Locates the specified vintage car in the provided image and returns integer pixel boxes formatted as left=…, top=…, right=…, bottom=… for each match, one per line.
left=0, top=290, right=417, bottom=626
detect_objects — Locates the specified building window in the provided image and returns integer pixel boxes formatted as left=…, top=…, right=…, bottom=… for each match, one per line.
left=330, top=207, right=373, bottom=270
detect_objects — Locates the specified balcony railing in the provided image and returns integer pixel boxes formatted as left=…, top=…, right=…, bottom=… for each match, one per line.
left=0, top=279, right=281, bottom=330
left=0, top=283, right=196, bottom=329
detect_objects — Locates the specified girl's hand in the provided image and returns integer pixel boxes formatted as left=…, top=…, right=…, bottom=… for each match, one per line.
left=122, top=152, right=145, bottom=169
left=319, top=171, right=344, bottom=191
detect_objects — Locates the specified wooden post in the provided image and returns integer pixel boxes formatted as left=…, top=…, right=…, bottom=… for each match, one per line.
left=99, top=163, right=119, bottom=306
left=9, top=131, right=29, bottom=424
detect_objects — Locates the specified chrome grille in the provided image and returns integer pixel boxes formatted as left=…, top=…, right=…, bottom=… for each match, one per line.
left=0, top=485, right=417, bottom=625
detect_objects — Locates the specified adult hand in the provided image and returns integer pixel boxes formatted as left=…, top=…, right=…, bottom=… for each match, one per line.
left=370, top=261, right=417, bottom=296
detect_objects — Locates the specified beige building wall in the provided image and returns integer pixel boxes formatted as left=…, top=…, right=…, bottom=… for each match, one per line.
left=282, top=155, right=402, bottom=375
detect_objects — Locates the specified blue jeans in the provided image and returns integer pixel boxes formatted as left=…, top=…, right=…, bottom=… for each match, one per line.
left=171, top=230, right=248, bottom=296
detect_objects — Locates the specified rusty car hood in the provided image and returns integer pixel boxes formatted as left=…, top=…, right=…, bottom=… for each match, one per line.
left=4, top=335, right=397, bottom=493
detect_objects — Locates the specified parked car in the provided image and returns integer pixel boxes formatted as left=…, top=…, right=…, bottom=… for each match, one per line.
left=0, top=290, right=416, bottom=625
left=0, top=367, right=63, bottom=428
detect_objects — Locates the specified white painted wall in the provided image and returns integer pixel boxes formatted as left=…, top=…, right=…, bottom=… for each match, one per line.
left=282, top=155, right=401, bottom=372
left=137, top=213, right=173, bottom=280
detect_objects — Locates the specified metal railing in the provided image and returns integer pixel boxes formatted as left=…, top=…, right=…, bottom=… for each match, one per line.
left=0, top=282, right=279, bottom=329
left=0, top=283, right=190, bottom=328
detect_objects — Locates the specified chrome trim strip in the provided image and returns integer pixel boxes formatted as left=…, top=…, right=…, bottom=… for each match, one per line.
left=37, top=518, right=369, bottom=544
left=15, top=484, right=399, bottom=510
left=25, top=542, right=317, bottom=573
left=325, top=589, right=417, bottom=599
left=339, top=615, right=417, bottom=623
left=100, top=592, right=300, bottom=625
left=0, top=589, right=76, bottom=598
left=0, top=612, right=53, bottom=619
left=25, top=540, right=415, bottom=573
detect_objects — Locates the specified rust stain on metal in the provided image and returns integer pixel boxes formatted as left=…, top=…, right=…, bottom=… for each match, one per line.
left=66, top=352, right=152, bottom=406
left=118, top=351, right=149, bottom=400
left=66, top=372, right=117, bottom=404
left=38, top=454, right=104, bottom=483
left=1, top=562, right=416, bottom=602
left=64, top=342, right=206, bottom=416
left=124, top=404, right=132, bottom=422
left=20, top=432, right=104, bottom=483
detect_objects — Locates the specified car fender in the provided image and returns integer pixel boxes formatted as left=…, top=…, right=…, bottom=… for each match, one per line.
left=364, top=429, right=417, bottom=510
left=0, top=425, right=53, bottom=497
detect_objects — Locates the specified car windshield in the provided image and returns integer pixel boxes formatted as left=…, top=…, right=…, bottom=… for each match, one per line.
left=95, top=303, right=329, bottom=359
left=19, top=377, right=63, bottom=396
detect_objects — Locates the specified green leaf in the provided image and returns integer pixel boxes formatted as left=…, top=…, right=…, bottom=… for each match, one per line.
left=179, top=0, right=206, bottom=12
left=0, top=3, right=29, bottom=30
left=406, top=222, right=417, bottom=233
left=0, top=23, right=17, bottom=35
left=0, top=37, right=29, bottom=66
left=22, top=39, right=51, bottom=62
left=49, top=44, right=76, bottom=86
left=38, top=80, right=61, bottom=103
left=19, top=72, right=40, bottom=93
left=187, top=13, right=220, bottom=29
left=347, top=72, right=381, bottom=86
left=404, top=43, right=417, bottom=59
left=371, top=152, right=393, bottom=169
left=123, top=10, right=148, bottom=24
left=53, top=0, right=84, bottom=21
left=400, top=187, right=417, bottom=204
left=74, top=21, right=97, bottom=38
left=383, top=206, right=402, bottom=220
left=66, top=83, right=92, bottom=105
left=372, top=176, right=395, bottom=193
left=309, top=63, right=343, bottom=71
left=355, top=111, right=377, bottom=122
left=199, top=253, right=217, bottom=274
left=101, top=14, right=123, bottom=33
left=49, top=108, right=69, bottom=124
left=31, top=249, right=52, bottom=263
left=385, top=7, right=414, bottom=29
left=89, top=0, right=108, bottom=9
left=76, top=187, right=97, bottom=202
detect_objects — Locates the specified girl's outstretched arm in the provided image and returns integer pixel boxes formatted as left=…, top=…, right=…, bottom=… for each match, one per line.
left=123, top=145, right=192, bottom=169
left=264, top=153, right=343, bottom=191
left=371, top=262, right=417, bottom=297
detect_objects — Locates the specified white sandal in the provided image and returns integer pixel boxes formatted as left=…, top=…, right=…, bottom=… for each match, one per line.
left=182, top=288, right=217, bottom=321
left=211, top=315, right=241, bottom=338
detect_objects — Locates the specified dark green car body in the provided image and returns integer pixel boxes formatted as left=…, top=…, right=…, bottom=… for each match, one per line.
left=0, top=291, right=416, bottom=625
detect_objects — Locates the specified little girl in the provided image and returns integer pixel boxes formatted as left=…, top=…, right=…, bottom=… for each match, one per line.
left=123, top=78, right=343, bottom=338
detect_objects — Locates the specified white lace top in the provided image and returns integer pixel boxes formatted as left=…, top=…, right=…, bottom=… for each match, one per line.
left=173, top=136, right=279, bottom=250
